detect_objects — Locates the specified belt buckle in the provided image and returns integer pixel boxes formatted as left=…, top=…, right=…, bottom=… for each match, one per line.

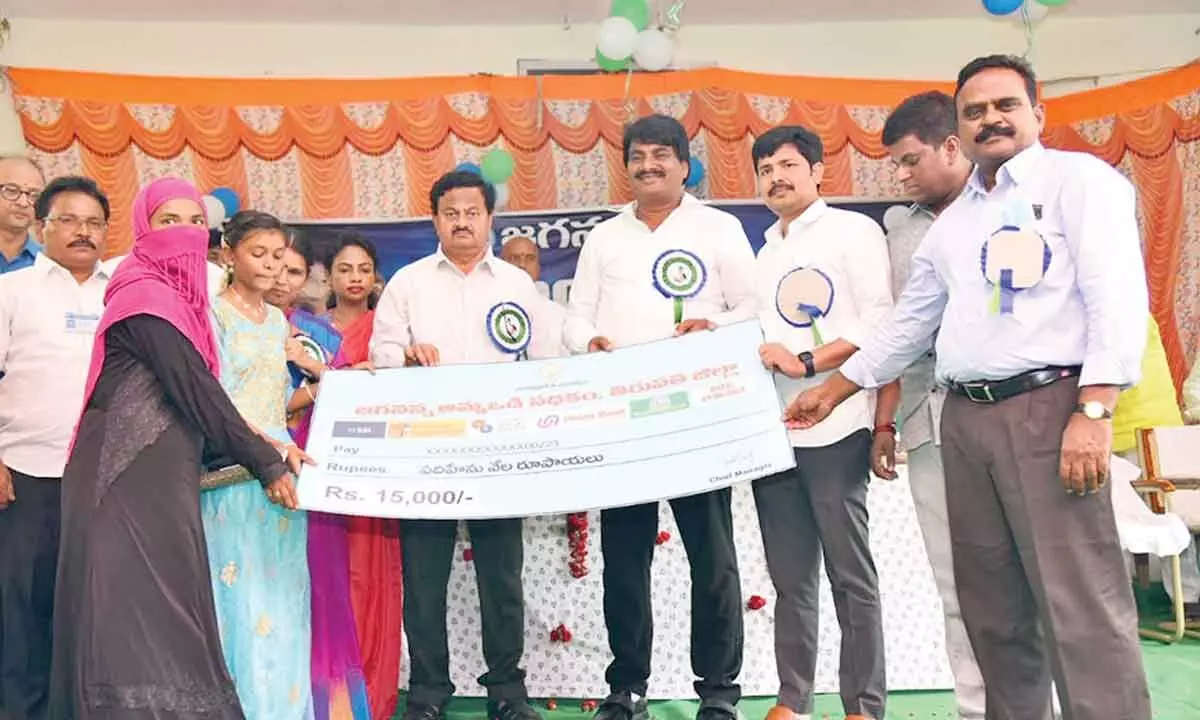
left=962, top=382, right=995, bottom=403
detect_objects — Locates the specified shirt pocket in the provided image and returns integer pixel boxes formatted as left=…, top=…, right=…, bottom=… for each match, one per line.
left=1033, top=213, right=1072, bottom=287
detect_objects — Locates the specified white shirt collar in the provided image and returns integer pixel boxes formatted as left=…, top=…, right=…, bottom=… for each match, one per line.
left=32, top=251, right=108, bottom=281
left=620, top=192, right=703, bottom=226
left=765, top=199, right=829, bottom=244
left=434, top=245, right=497, bottom=275
left=966, top=142, right=1046, bottom=196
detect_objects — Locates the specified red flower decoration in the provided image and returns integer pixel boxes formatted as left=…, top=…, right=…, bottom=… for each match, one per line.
left=549, top=623, right=573, bottom=643
left=655, top=531, right=671, bottom=545
left=462, top=547, right=474, bottom=562
left=546, top=699, right=558, bottom=711
left=746, top=595, right=767, bottom=611
left=580, top=700, right=598, bottom=712
left=566, top=511, right=590, bottom=578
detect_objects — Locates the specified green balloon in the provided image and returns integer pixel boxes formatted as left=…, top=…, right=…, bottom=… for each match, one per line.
left=1035, top=0, right=1068, bottom=5
left=480, top=148, right=515, bottom=184
left=596, top=48, right=630, bottom=72
left=610, top=0, right=651, bottom=31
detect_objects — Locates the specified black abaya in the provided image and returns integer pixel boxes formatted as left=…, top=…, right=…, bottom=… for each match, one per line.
left=49, top=315, right=288, bottom=719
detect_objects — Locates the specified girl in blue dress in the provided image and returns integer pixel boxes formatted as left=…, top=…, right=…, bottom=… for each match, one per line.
left=202, top=210, right=314, bottom=718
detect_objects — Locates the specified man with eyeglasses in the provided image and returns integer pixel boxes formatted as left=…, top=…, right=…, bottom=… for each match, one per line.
left=0, top=175, right=110, bottom=720
left=0, top=156, right=45, bottom=275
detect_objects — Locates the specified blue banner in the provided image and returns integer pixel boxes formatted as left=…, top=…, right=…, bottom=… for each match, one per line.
left=292, top=200, right=903, bottom=303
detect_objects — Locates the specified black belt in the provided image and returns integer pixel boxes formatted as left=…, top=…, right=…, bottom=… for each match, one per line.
left=947, top=366, right=1081, bottom=404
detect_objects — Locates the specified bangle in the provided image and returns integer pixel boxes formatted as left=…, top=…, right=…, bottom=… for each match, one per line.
left=873, top=423, right=896, bottom=435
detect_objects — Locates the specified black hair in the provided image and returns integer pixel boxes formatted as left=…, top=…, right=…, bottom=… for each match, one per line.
left=955, top=54, right=1038, bottom=105
left=33, top=175, right=110, bottom=221
left=751, top=125, right=823, bottom=171
left=882, top=91, right=958, bottom=147
left=622, top=114, right=690, bottom=165
left=283, top=226, right=314, bottom=274
left=222, top=210, right=285, bottom=249
left=325, top=232, right=380, bottom=310
left=430, top=170, right=495, bottom=215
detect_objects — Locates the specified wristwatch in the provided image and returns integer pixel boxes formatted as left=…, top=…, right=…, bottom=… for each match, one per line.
left=796, top=351, right=816, bottom=379
left=1075, top=401, right=1113, bottom=420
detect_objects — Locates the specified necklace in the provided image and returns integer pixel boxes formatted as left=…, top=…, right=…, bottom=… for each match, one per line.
left=228, top=286, right=267, bottom=321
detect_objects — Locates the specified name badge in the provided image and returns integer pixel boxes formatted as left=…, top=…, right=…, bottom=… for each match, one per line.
left=64, top=312, right=100, bottom=335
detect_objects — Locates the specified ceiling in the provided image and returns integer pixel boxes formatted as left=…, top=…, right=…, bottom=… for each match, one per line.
left=4, top=0, right=1196, bottom=25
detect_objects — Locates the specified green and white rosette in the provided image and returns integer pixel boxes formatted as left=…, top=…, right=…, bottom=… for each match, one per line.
left=486, top=301, right=532, bottom=360
left=651, top=248, right=707, bottom=324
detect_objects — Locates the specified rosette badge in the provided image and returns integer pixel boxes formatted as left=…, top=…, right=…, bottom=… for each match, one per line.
left=486, top=301, right=532, bottom=359
left=652, top=249, right=707, bottom=324
left=981, top=197, right=1051, bottom=315
left=290, top=333, right=330, bottom=382
left=775, top=266, right=834, bottom=346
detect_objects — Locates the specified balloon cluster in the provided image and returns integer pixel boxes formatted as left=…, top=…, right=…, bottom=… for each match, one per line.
left=982, top=0, right=1066, bottom=20
left=455, top=147, right=515, bottom=210
left=201, top=187, right=240, bottom=229
left=595, top=0, right=683, bottom=73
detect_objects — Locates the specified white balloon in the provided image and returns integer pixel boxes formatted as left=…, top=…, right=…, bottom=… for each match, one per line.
left=882, top=204, right=911, bottom=233
left=494, top=183, right=511, bottom=210
left=202, top=195, right=226, bottom=229
left=633, top=28, right=675, bottom=72
left=596, top=17, right=639, bottom=61
left=1015, top=0, right=1051, bottom=22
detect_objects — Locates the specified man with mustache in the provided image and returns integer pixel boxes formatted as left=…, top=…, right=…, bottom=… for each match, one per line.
left=371, top=170, right=546, bottom=720
left=0, top=156, right=45, bottom=275
left=752, top=126, right=894, bottom=720
left=564, top=114, right=757, bottom=720
left=876, top=91, right=984, bottom=720
left=0, top=176, right=110, bottom=720
left=786, top=55, right=1152, bottom=719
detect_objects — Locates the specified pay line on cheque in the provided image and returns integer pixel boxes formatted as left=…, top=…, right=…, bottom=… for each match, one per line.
left=323, top=409, right=766, bottom=460
left=318, top=426, right=778, bottom=481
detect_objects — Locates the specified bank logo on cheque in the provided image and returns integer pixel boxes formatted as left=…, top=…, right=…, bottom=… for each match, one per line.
left=629, top=391, right=690, bottom=419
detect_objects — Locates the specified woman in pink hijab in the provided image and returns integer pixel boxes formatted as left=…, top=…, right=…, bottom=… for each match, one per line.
left=49, top=178, right=304, bottom=719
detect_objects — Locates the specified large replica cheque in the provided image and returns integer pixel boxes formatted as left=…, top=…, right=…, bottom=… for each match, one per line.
left=297, top=320, right=796, bottom=519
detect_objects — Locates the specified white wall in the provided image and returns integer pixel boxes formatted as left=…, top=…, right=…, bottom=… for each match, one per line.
left=0, top=14, right=1196, bottom=96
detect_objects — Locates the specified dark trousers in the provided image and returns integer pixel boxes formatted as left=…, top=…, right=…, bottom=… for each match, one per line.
left=600, top=487, right=743, bottom=704
left=941, top=379, right=1151, bottom=720
left=401, top=517, right=526, bottom=707
left=752, top=429, right=885, bottom=719
left=0, top=470, right=60, bottom=720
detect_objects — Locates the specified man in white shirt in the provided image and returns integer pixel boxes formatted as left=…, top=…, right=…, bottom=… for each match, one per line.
left=0, top=176, right=111, bottom=720
left=370, top=170, right=545, bottom=720
left=874, top=92, right=984, bottom=720
left=788, top=55, right=1151, bottom=720
left=499, top=236, right=566, bottom=358
left=563, top=114, right=758, bottom=720
left=752, top=126, right=893, bottom=720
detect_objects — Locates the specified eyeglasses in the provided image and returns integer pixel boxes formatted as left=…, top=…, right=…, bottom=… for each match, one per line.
left=0, top=184, right=40, bottom=204
left=45, top=214, right=109, bottom=233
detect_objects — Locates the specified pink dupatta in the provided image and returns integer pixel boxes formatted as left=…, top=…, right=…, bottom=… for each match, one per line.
left=73, top=178, right=217, bottom=450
